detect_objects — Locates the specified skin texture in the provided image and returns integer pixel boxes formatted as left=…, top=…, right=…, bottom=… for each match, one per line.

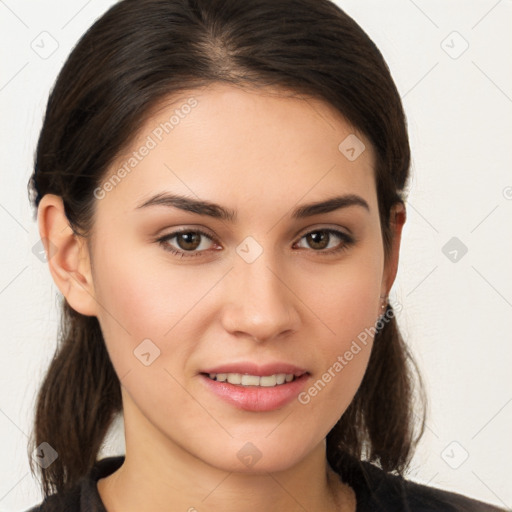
left=38, top=83, right=405, bottom=512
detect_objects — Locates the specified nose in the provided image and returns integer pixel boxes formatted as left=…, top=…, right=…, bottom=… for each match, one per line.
left=220, top=250, right=300, bottom=343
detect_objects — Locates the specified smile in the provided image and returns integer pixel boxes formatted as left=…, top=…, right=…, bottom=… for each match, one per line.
left=200, top=367, right=310, bottom=411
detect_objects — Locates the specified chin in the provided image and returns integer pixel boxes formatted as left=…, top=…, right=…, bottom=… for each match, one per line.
left=194, top=435, right=315, bottom=475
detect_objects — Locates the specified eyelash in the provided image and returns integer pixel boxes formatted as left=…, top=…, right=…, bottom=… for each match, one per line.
left=156, top=228, right=355, bottom=259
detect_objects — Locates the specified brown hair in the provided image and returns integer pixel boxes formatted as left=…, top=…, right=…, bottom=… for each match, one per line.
left=27, top=0, right=426, bottom=497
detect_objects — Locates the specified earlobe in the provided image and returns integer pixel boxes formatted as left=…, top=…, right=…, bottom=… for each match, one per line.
left=37, top=194, right=98, bottom=317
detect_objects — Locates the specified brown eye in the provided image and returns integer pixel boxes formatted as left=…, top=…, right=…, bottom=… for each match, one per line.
left=176, top=232, right=202, bottom=251
left=305, top=231, right=329, bottom=250
left=296, top=229, right=354, bottom=254
left=157, top=229, right=218, bottom=257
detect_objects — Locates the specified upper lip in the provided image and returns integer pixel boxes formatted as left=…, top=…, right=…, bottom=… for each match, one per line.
left=201, top=362, right=308, bottom=377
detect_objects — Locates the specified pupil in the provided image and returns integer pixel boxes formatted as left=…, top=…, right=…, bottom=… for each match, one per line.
left=308, top=231, right=328, bottom=249
left=179, top=232, right=200, bottom=250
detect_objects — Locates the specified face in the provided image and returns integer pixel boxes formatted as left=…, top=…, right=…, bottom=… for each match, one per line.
left=85, top=83, right=390, bottom=473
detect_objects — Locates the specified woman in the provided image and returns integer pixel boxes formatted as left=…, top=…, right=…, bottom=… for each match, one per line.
left=25, top=0, right=505, bottom=510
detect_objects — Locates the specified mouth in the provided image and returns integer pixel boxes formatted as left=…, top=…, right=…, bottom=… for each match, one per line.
left=199, top=363, right=310, bottom=412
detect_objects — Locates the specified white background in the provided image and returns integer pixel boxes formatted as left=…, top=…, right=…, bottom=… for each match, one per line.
left=0, top=1, right=511, bottom=510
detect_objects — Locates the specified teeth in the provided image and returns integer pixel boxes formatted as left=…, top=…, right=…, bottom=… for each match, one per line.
left=259, top=375, right=277, bottom=387
left=241, top=374, right=261, bottom=386
left=207, top=372, right=297, bottom=387
left=227, top=373, right=242, bottom=385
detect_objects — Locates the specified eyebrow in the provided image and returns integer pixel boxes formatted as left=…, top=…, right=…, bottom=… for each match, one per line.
left=135, top=192, right=370, bottom=221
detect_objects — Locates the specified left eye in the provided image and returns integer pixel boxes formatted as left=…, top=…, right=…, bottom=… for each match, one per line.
left=295, top=229, right=353, bottom=252
left=157, top=228, right=354, bottom=258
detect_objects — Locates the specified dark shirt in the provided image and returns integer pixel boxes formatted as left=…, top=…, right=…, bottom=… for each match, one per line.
left=25, top=454, right=507, bottom=511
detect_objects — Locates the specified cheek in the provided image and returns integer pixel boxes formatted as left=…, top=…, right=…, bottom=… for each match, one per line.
left=295, top=248, right=383, bottom=422
left=91, top=238, right=203, bottom=366
left=304, top=252, right=383, bottom=349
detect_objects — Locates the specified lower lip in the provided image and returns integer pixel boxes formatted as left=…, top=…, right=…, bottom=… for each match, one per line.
left=200, top=374, right=309, bottom=412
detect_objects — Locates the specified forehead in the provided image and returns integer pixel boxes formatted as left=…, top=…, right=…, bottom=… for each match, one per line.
left=94, top=83, right=377, bottom=220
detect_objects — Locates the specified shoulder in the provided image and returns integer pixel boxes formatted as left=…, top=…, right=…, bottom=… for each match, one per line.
left=25, top=455, right=124, bottom=512
left=374, top=468, right=506, bottom=512
left=23, top=486, right=80, bottom=512
left=332, top=455, right=507, bottom=512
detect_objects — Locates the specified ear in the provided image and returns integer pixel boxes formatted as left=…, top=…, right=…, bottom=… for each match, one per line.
left=381, top=201, right=406, bottom=296
left=37, top=194, right=98, bottom=316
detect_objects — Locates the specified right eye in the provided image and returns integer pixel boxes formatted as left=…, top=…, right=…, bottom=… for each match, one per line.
left=156, top=229, right=221, bottom=258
